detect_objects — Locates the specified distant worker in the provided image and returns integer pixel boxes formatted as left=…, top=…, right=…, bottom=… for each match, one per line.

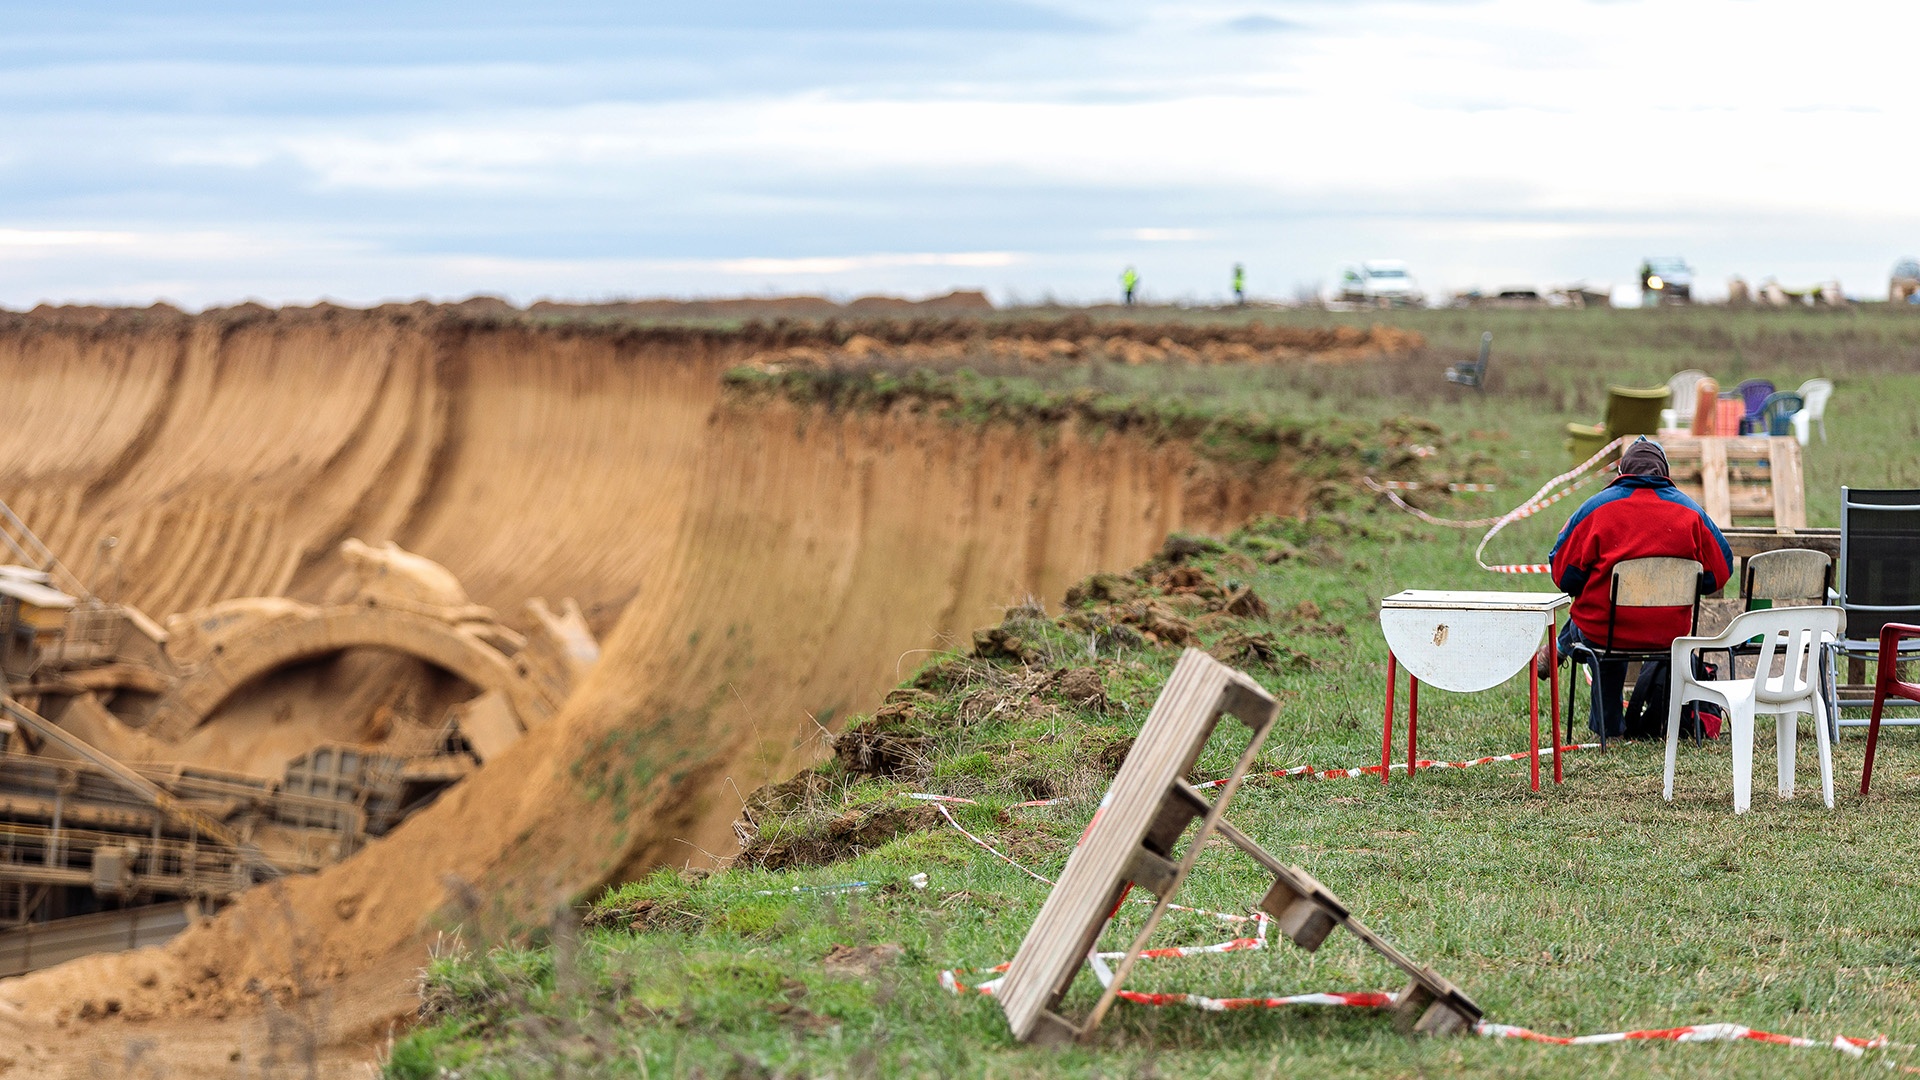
left=1546, top=438, right=1731, bottom=739
left=1232, top=263, right=1246, bottom=306
left=1122, top=266, right=1138, bottom=306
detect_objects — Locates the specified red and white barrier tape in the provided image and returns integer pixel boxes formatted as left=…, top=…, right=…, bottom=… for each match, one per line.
left=1474, top=436, right=1631, bottom=574
left=930, top=803, right=1057, bottom=886
left=927, top=801, right=1268, bottom=929
left=925, top=759, right=1912, bottom=1066
left=945, top=959, right=1907, bottom=1063
left=943, top=929, right=1271, bottom=998
left=903, top=792, right=1067, bottom=808
left=1195, top=743, right=1600, bottom=788
left=1477, top=1019, right=1900, bottom=1062
left=1118, top=988, right=1394, bottom=1012
left=1372, top=480, right=1499, bottom=493
left=1363, top=436, right=1630, bottom=575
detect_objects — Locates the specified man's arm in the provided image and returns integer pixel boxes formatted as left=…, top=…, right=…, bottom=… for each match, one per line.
left=1693, top=507, right=1734, bottom=592
left=1549, top=509, right=1593, bottom=596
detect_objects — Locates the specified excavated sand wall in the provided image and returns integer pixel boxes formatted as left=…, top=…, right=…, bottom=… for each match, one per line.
left=0, top=309, right=1309, bottom=1029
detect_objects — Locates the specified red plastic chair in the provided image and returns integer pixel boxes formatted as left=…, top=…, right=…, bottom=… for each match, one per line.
left=1859, top=623, right=1920, bottom=794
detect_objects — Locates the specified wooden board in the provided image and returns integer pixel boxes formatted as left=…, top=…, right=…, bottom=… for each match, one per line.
left=996, top=649, right=1275, bottom=1043
left=994, top=649, right=1482, bottom=1045
left=1662, top=436, right=1805, bottom=528
left=1720, top=528, right=1839, bottom=559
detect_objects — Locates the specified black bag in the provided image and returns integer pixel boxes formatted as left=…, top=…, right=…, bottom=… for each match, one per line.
left=1622, top=656, right=1724, bottom=740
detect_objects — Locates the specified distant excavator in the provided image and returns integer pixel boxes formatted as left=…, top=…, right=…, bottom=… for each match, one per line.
left=0, top=502, right=596, bottom=976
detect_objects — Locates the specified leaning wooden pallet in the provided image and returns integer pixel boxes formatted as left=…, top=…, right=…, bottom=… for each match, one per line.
left=996, top=648, right=1481, bottom=1045
left=1662, top=435, right=1805, bottom=528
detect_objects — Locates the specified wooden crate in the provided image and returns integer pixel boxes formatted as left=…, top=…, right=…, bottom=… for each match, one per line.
left=1663, top=436, right=1805, bottom=529
left=994, top=648, right=1481, bottom=1044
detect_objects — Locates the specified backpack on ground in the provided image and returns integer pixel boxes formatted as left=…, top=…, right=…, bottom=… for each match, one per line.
left=1622, top=656, right=1723, bottom=741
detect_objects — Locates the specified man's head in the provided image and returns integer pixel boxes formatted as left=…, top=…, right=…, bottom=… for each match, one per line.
left=1618, top=437, right=1669, bottom=478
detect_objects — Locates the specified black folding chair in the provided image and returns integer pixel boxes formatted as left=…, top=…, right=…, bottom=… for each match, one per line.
left=1445, top=332, right=1492, bottom=389
left=1831, top=487, right=1920, bottom=737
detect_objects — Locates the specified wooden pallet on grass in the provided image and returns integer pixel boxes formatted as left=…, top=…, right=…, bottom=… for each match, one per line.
left=1662, top=435, right=1805, bottom=528
left=995, top=648, right=1481, bottom=1045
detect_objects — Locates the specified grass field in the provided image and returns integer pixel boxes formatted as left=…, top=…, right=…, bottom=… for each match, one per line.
left=388, top=305, right=1920, bottom=1078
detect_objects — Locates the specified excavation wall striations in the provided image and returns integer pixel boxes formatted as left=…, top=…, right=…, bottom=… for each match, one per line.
left=0, top=309, right=1308, bottom=1031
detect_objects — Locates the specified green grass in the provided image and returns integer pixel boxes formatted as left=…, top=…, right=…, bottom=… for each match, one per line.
left=390, top=306, right=1920, bottom=1078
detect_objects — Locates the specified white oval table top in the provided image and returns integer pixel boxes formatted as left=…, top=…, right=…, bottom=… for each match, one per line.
left=1378, top=591, right=1569, bottom=693
left=1380, top=590, right=1570, bottom=613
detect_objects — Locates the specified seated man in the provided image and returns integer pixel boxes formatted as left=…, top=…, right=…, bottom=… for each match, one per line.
left=1548, top=438, right=1732, bottom=737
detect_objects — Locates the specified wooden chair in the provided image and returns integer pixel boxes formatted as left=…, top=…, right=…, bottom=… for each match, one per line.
left=1563, top=557, right=1702, bottom=748
left=1743, top=548, right=1832, bottom=611
left=1723, top=547, right=1834, bottom=695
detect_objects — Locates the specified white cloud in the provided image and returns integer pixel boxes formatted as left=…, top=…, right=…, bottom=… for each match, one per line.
left=0, top=229, right=139, bottom=248
left=712, top=252, right=1023, bottom=275
left=5, top=0, right=1920, bottom=304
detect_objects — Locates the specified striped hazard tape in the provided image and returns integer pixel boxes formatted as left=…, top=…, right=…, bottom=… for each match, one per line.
left=1363, top=436, right=1631, bottom=575
left=903, top=792, right=1067, bottom=808
left=1194, top=743, right=1599, bottom=788
left=1474, top=436, right=1629, bottom=574
left=1476, top=1020, right=1908, bottom=1065
left=924, top=762, right=1913, bottom=1066
left=1372, top=480, right=1499, bottom=493
left=913, top=743, right=1603, bottom=809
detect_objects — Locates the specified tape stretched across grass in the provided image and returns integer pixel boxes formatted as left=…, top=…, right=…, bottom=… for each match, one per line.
left=926, top=735, right=1911, bottom=1067
left=1364, top=435, right=1631, bottom=574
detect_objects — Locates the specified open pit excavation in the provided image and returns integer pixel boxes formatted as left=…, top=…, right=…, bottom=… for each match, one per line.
left=0, top=304, right=1398, bottom=1074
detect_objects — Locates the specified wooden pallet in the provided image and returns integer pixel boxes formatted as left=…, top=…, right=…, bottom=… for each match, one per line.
left=995, top=649, right=1481, bottom=1045
left=1663, top=436, right=1805, bottom=528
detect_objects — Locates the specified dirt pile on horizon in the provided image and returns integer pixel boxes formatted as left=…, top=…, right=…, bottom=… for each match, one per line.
left=746, top=316, right=1423, bottom=369
left=0, top=306, right=1331, bottom=1056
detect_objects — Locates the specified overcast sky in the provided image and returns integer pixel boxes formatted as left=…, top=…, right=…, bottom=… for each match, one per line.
left=2, top=0, right=1916, bottom=308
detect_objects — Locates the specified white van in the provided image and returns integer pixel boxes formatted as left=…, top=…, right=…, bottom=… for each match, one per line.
left=1338, top=261, right=1422, bottom=306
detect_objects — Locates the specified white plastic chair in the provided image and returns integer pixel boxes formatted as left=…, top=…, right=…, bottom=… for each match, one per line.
left=1793, top=378, right=1833, bottom=445
left=1660, top=369, right=1709, bottom=431
left=1663, top=606, right=1845, bottom=813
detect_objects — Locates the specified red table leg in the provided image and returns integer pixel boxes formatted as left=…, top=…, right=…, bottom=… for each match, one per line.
left=1381, top=652, right=1397, bottom=786
left=1407, top=677, right=1419, bottom=776
left=1548, top=622, right=1563, bottom=785
left=1528, top=653, right=1541, bottom=792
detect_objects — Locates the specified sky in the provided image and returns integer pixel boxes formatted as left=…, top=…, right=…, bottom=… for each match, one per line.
left=2, top=0, right=1917, bottom=309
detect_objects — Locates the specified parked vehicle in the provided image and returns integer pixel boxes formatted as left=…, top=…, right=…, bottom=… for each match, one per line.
left=1640, top=257, right=1693, bottom=306
left=1338, top=260, right=1422, bottom=307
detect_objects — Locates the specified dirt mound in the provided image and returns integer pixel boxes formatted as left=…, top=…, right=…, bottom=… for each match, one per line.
left=526, top=290, right=994, bottom=320
left=742, top=317, right=1422, bottom=370
left=0, top=304, right=1320, bottom=1068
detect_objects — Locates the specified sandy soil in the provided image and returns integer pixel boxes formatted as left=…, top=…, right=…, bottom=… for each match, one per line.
left=0, top=305, right=1315, bottom=1076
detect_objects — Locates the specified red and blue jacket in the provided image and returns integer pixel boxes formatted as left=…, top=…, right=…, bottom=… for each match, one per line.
left=1549, top=475, right=1732, bottom=650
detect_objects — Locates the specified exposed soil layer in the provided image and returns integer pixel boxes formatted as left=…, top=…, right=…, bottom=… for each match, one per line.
left=0, top=305, right=1345, bottom=1076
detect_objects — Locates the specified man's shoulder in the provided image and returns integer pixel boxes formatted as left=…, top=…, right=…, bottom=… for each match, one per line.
left=1572, top=479, right=1717, bottom=531
left=1575, top=482, right=1636, bottom=511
